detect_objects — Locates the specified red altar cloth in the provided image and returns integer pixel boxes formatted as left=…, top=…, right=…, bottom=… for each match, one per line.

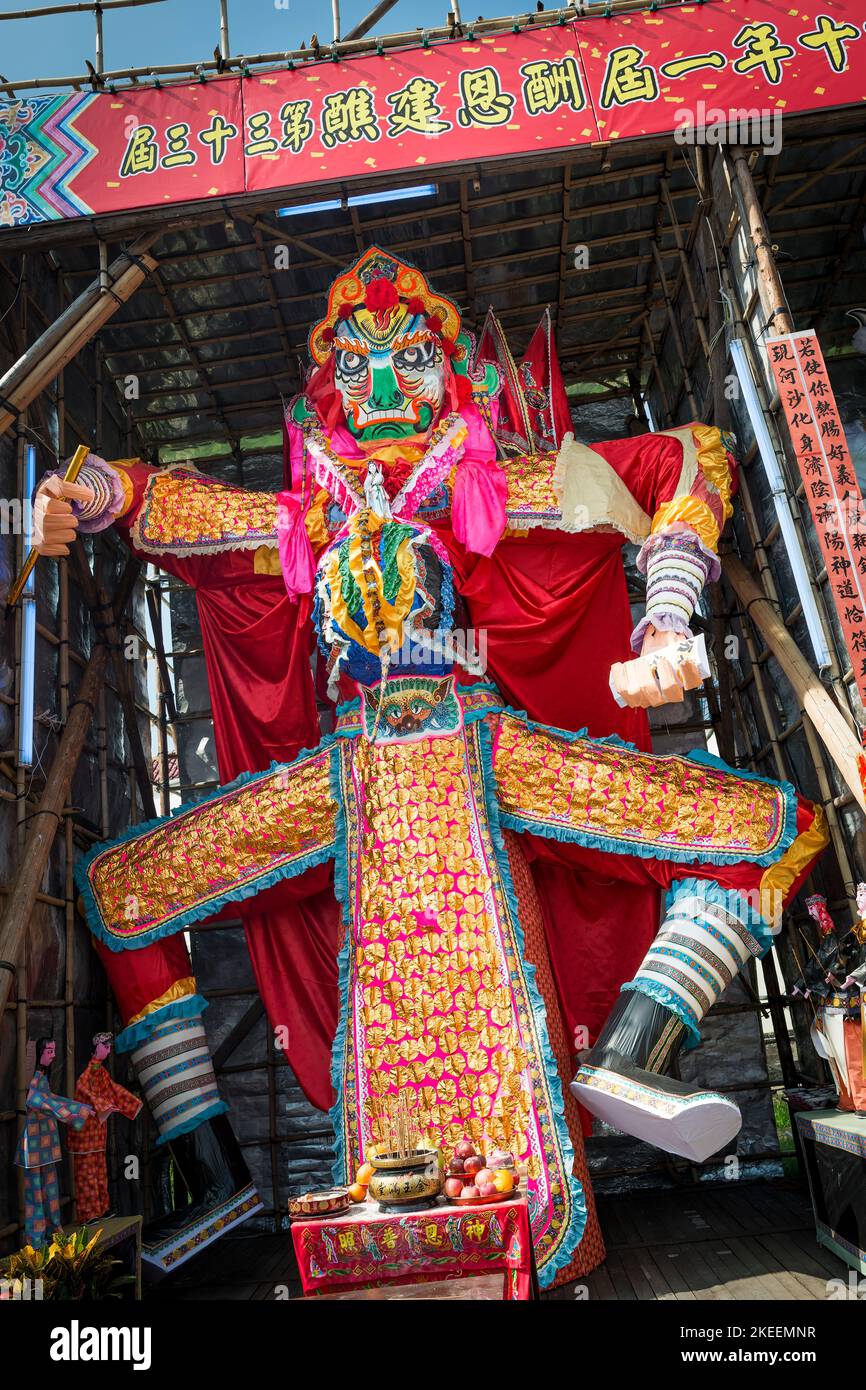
left=291, top=1197, right=536, bottom=1300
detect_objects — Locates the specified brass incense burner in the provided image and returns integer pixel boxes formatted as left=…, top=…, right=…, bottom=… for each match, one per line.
left=367, top=1147, right=442, bottom=1212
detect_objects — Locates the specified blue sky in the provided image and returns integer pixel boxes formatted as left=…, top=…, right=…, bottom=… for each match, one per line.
left=0, top=0, right=450, bottom=82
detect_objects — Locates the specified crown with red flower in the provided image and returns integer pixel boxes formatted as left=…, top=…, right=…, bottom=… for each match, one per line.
left=309, top=246, right=463, bottom=365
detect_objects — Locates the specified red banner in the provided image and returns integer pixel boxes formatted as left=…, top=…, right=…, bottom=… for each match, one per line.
left=767, top=331, right=866, bottom=710
left=243, top=26, right=591, bottom=197
left=1, top=1, right=864, bottom=230
left=577, top=0, right=866, bottom=143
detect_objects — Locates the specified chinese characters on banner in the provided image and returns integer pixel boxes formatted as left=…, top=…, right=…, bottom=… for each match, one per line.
left=1, top=0, right=865, bottom=228
left=576, top=0, right=865, bottom=143
left=766, top=331, right=866, bottom=710
left=241, top=28, right=592, bottom=197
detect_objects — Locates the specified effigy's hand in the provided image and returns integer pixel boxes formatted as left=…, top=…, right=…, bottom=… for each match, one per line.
left=609, top=627, right=707, bottom=709
left=32, top=476, right=94, bottom=556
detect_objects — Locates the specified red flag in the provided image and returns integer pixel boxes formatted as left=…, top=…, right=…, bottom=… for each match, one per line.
left=520, top=307, right=572, bottom=450
left=475, top=308, right=533, bottom=452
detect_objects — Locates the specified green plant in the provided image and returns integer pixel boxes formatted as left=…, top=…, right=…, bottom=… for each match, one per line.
left=0, top=1227, right=132, bottom=1300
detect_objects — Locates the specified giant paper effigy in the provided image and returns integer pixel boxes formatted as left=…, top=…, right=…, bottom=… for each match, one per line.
left=45, top=248, right=828, bottom=1283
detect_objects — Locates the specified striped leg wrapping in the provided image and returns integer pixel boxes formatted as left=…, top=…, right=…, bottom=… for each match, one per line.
left=631, top=892, right=763, bottom=1041
left=131, top=1012, right=226, bottom=1145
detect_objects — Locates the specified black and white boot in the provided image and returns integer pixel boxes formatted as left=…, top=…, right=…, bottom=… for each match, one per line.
left=571, top=885, right=764, bottom=1162
left=127, top=1007, right=263, bottom=1273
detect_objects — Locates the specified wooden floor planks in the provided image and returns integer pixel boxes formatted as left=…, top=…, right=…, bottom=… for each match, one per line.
left=144, top=1181, right=849, bottom=1301
left=573, top=1181, right=849, bottom=1301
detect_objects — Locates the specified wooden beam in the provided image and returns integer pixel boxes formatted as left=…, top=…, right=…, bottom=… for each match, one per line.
left=0, top=236, right=158, bottom=437
left=723, top=554, right=866, bottom=813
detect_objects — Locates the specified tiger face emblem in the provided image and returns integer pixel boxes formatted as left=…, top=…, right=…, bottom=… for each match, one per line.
left=360, top=675, right=461, bottom=743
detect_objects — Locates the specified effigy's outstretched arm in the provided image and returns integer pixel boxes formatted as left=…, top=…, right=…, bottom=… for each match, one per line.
left=501, top=424, right=736, bottom=706
left=34, top=453, right=283, bottom=577
left=490, top=711, right=828, bottom=1159
left=76, top=744, right=339, bottom=1146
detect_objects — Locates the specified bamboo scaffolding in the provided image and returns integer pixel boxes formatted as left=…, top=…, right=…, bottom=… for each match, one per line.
left=0, top=236, right=159, bottom=437
left=0, top=2, right=683, bottom=94
left=0, top=556, right=140, bottom=1021
left=725, top=555, right=866, bottom=817
left=637, top=145, right=860, bottom=1105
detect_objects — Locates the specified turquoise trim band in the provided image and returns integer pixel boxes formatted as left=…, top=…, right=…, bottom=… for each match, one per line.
left=477, top=721, right=587, bottom=1289
left=115, top=994, right=210, bottom=1054
left=664, top=875, right=775, bottom=955
left=622, top=978, right=703, bottom=1049
left=624, top=874, right=774, bottom=1050
left=155, top=1099, right=229, bottom=1147
left=326, top=743, right=352, bottom=1188
left=74, top=742, right=340, bottom=954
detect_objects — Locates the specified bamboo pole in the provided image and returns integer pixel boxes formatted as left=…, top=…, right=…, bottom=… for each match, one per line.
left=660, top=176, right=712, bottom=365
left=728, top=147, right=794, bottom=338
left=57, top=372, right=77, bottom=1106
left=0, top=237, right=159, bottom=438
left=0, top=556, right=141, bottom=1021
left=723, top=553, right=866, bottom=813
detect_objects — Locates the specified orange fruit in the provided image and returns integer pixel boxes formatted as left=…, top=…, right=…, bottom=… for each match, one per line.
left=356, top=1162, right=374, bottom=1185
left=493, top=1169, right=514, bottom=1193
left=349, top=1182, right=367, bottom=1202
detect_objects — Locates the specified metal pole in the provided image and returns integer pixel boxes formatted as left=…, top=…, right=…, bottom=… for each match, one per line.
left=95, top=0, right=104, bottom=72
left=343, top=0, right=398, bottom=41
left=331, top=0, right=340, bottom=43
left=218, top=0, right=229, bottom=61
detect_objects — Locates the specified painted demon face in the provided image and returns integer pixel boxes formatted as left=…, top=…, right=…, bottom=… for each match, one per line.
left=334, top=304, right=446, bottom=441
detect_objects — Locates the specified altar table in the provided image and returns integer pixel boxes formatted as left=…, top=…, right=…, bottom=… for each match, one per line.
left=290, top=1195, right=537, bottom=1299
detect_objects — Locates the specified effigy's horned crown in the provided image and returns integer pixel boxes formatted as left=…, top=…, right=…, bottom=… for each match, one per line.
left=308, top=245, right=462, bottom=366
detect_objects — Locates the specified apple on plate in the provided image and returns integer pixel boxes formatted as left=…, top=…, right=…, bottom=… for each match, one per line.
left=454, top=1139, right=475, bottom=1160
left=479, top=1182, right=498, bottom=1198
left=475, top=1167, right=495, bottom=1188
left=447, top=1156, right=465, bottom=1174
left=463, top=1154, right=484, bottom=1177
left=444, top=1176, right=465, bottom=1200
left=461, top=1185, right=480, bottom=1200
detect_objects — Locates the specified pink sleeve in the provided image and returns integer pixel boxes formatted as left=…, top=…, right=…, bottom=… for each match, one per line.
left=451, top=457, right=508, bottom=557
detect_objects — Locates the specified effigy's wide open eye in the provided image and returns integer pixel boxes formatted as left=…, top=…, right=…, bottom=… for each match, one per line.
left=337, top=350, right=366, bottom=375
